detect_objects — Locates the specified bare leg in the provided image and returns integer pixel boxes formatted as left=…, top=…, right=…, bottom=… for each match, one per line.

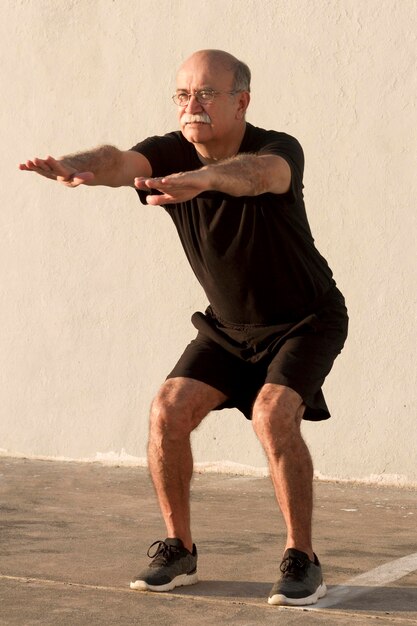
left=148, top=377, right=227, bottom=552
left=252, top=384, right=314, bottom=560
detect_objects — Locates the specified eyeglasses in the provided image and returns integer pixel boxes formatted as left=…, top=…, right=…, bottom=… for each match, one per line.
left=172, top=89, right=240, bottom=107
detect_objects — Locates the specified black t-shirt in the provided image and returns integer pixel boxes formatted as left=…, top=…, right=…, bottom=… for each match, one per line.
left=131, top=123, right=335, bottom=324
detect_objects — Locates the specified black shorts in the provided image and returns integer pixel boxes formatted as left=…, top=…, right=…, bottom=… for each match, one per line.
left=167, top=288, right=349, bottom=421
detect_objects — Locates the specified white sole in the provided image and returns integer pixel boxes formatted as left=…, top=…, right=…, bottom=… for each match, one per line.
left=268, top=582, right=327, bottom=606
left=130, top=572, right=199, bottom=592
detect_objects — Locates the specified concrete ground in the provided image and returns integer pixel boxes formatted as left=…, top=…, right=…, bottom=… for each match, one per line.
left=0, top=457, right=416, bottom=625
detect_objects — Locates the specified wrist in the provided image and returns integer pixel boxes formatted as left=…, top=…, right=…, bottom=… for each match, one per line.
left=200, top=165, right=216, bottom=191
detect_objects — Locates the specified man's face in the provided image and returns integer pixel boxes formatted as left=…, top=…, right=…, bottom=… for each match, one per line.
left=175, top=53, right=246, bottom=150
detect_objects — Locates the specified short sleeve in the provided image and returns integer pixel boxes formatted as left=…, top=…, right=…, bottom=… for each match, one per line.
left=130, top=132, right=190, bottom=204
left=257, top=132, right=304, bottom=203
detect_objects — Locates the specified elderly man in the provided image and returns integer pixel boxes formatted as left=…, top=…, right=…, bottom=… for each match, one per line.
left=20, top=49, right=348, bottom=606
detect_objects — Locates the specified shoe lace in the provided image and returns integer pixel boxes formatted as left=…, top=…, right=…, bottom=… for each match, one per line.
left=280, top=555, right=308, bottom=579
left=147, top=540, right=179, bottom=566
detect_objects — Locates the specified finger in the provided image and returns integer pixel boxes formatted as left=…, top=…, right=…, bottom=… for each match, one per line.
left=44, top=156, right=74, bottom=176
left=145, top=177, right=167, bottom=188
left=21, top=159, right=41, bottom=171
left=19, top=162, right=57, bottom=179
left=33, top=157, right=53, bottom=173
left=134, top=177, right=169, bottom=193
left=58, top=172, right=95, bottom=187
left=146, top=193, right=175, bottom=206
left=153, top=176, right=183, bottom=187
left=134, top=177, right=150, bottom=189
left=72, top=172, right=94, bottom=185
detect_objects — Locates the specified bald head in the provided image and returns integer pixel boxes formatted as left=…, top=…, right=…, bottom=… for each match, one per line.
left=175, top=50, right=251, bottom=160
left=179, top=50, right=251, bottom=93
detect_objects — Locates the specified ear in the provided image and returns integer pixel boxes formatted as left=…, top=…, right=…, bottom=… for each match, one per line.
left=235, top=91, right=250, bottom=120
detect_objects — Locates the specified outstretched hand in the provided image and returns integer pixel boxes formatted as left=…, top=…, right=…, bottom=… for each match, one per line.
left=134, top=168, right=211, bottom=205
left=19, top=155, right=95, bottom=187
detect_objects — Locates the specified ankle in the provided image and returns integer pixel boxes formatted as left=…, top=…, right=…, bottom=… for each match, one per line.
left=167, top=535, right=193, bottom=553
left=285, top=545, right=314, bottom=562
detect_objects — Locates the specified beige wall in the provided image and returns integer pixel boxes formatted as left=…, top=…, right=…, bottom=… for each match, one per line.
left=2, top=0, right=416, bottom=484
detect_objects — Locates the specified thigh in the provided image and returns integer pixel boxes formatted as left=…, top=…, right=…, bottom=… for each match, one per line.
left=252, top=383, right=305, bottom=440
left=264, top=302, right=348, bottom=421
left=152, top=377, right=228, bottom=434
left=254, top=383, right=304, bottom=417
left=266, top=332, right=332, bottom=398
left=266, top=309, right=348, bottom=390
left=156, top=376, right=228, bottom=418
left=167, top=333, right=249, bottom=405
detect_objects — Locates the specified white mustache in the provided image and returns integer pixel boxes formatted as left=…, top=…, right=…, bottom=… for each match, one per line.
left=182, top=113, right=212, bottom=124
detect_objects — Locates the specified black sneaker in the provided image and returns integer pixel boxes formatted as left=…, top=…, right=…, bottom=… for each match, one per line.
left=268, top=548, right=327, bottom=606
left=130, top=538, right=198, bottom=592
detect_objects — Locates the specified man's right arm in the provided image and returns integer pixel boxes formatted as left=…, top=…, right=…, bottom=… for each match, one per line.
left=19, top=145, right=152, bottom=188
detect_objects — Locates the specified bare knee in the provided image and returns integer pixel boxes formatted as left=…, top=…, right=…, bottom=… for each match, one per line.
left=150, top=382, right=198, bottom=441
left=252, top=384, right=305, bottom=454
left=149, top=378, right=224, bottom=442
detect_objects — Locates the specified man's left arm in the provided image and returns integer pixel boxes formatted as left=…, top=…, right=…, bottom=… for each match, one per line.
left=134, top=154, right=291, bottom=205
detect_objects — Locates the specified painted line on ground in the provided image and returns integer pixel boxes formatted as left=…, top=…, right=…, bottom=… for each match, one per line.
left=312, top=552, right=417, bottom=609
left=3, top=551, right=417, bottom=613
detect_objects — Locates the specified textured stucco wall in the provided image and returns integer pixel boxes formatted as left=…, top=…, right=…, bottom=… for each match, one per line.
left=2, top=0, right=416, bottom=483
